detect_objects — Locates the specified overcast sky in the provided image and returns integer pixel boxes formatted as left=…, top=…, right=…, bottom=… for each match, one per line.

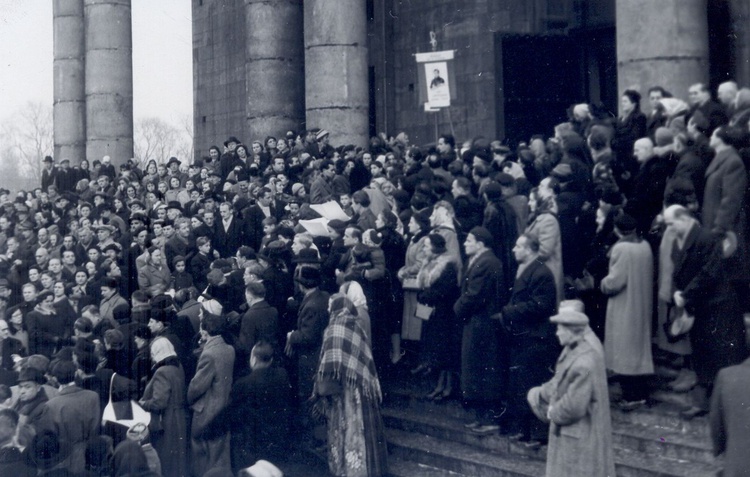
left=0, top=0, right=193, bottom=123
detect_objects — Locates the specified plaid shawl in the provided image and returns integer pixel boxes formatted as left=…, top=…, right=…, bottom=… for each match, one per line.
left=317, top=310, right=382, bottom=402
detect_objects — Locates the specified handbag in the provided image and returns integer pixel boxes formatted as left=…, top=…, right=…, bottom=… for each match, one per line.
left=415, top=303, right=434, bottom=320
left=102, top=372, right=151, bottom=429
left=402, top=277, right=420, bottom=291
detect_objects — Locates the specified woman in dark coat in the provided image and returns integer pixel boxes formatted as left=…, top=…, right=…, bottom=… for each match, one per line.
left=376, top=210, right=407, bottom=364
left=612, top=89, right=647, bottom=196
left=138, top=337, right=188, bottom=477
left=416, top=234, right=461, bottom=400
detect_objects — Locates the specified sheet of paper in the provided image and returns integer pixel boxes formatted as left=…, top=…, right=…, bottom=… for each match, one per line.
left=299, top=217, right=331, bottom=236
left=310, top=201, right=350, bottom=221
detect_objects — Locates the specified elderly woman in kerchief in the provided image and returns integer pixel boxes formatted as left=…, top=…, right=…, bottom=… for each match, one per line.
left=138, top=337, right=188, bottom=477
left=313, top=293, right=387, bottom=477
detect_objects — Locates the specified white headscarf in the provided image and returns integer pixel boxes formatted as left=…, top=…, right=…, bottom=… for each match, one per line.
left=150, top=337, right=177, bottom=363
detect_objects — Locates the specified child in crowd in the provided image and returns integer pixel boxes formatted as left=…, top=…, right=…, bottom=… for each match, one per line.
left=171, top=255, right=193, bottom=291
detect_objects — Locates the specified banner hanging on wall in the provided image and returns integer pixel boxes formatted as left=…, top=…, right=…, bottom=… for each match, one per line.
left=415, top=50, right=456, bottom=109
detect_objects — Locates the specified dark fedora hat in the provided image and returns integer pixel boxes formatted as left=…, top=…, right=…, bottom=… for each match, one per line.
left=224, top=136, right=241, bottom=147
left=292, top=248, right=321, bottom=264
left=295, top=266, right=321, bottom=288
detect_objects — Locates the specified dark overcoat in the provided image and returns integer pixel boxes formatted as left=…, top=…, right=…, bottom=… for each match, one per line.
left=710, top=357, right=750, bottom=477
left=139, top=358, right=188, bottom=477
left=454, top=249, right=506, bottom=402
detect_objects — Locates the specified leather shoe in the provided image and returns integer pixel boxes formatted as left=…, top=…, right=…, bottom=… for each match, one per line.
left=470, top=424, right=500, bottom=436
left=463, top=420, right=481, bottom=430
left=680, top=406, right=708, bottom=420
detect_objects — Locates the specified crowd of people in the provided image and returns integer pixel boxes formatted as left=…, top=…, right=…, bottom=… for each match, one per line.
left=0, top=78, right=749, bottom=476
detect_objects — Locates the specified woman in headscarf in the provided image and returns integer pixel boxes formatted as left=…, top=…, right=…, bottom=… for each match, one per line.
left=313, top=294, right=388, bottom=477
left=416, top=233, right=461, bottom=400
left=525, top=188, right=564, bottom=304
left=138, top=337, right=188, bottom=477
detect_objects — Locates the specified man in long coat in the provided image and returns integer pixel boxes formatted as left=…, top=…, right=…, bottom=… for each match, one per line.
left=600, top=214, right=653, bottom=410
left=527, top=309, right=616, bottom=477
left=710, top=351, right=750, bottom=477
left=187, top=308, right=235, bottom=477
left=497, top=233, right=557, bottom=443
left=453, top=226, right=507, bottom=434
left=285, top=267, right=329, bottom=445
left=667, top=205, right=747, bottom=418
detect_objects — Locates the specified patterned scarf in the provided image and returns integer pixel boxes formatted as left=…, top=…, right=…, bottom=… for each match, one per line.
left=317, top=309, right=382, bottom=402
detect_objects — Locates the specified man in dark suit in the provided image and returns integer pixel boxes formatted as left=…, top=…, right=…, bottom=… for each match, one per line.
left=668, top=204, right=746, bottom=418
left=237, top=281, right=279, bottom=364
left=243, top=187, right=284, bottom=252
left=453, top=226, right=507, bottom=435
left=688, top=82, right=728, bottom=135
left=227, top=341, right=291, bottom=472
left=496, top=232, right=558, bottom=445
left=214, top=202, right=244, bottom=259
left=285, top=267, right=329, bottom=444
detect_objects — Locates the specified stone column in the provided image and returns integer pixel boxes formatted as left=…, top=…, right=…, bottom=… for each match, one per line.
left=245, top=0, right=305, bottom=141
left=616, top=0, right=708, bottom=113
left=84, top=0, right=133, bottom=166
left=53, top=0, right=86, bottom=163
left=730, top=0, right=750, bottom=88
left=304, top=0, right=368, bottom=147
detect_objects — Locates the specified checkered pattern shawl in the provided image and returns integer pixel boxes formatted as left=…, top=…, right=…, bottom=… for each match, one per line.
left=317, top=310, right=382, bottom=402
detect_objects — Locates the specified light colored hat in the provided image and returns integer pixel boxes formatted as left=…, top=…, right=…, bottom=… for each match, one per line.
left=559, top=299, right=585, bottom=313
left=291, top=183, right=305, bottom=196
left=550, top=309, right=589, bottom=326
left=201, top=298, right=223, bottom=317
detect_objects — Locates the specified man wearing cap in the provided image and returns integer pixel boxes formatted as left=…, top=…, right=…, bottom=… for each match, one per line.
left=667, top=205, right=746, bottom=419
left=94, top=224, right=117, bottom=251
left=167, top=157, right=187, bottom=186
left=13, top=367, right=48, bottom=434
left=527, top=309, right=615, bottom=477
left=56, top=160, right=77, bottom=193
left=41, top=156, right=57, bottom=193
left=601, top=214, right=654, bottom=411
left=220, top=137, right=243, bottom=182
left=316, top=129, right=334, bottom=158
left=454, top=226, right=507, bottom=434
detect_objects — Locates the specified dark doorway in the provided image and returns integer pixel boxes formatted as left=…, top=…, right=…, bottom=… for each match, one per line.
left=497, top=29, right=616, bottom=146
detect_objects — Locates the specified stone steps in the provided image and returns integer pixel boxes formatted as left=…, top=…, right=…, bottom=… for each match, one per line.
left=388, top=458, right=470, bottom=477
left=382, top=385, right=722, bottom=476
left=387, top=428, right=545, bottom=477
